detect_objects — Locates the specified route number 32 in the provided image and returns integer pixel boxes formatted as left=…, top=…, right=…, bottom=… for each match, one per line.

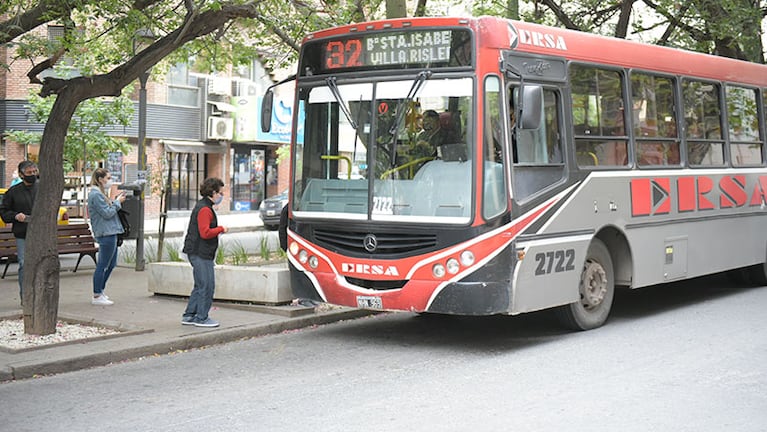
left=534, top=249, right=575, bottom=275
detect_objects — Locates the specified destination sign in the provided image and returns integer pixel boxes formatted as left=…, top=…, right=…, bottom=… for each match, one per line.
left=303, top=28, right=472, bottom=74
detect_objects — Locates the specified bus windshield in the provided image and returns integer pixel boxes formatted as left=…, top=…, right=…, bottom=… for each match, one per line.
left=292, top=76, right=473, bottom=224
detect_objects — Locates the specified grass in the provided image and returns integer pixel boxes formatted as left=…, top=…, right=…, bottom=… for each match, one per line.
left=166, top=241, right=183, bottom=262
left=230, top=240, right=249, bottom=265
left=259, top=235, right=271, bottom=261
left=122, top=234, right=285, bottom=266
left=215, top=244, right=227, bottom=265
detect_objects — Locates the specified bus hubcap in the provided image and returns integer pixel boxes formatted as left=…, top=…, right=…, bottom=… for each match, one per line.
left=581, top=260, right=607, bottom=310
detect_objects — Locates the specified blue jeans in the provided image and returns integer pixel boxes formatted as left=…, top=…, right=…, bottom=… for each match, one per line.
left=93, top=234, right=118, bottom=295
left=183, top=254, right=216, bottom=322
left=16, top=238, right=25, bottom=299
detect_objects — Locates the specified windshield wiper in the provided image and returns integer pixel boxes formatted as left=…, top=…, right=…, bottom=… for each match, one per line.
left=326, top=76, right=358, bottom=130
left=388, top=70, right=432, bottom=136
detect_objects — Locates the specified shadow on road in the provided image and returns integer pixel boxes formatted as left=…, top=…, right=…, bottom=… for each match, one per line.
left=317, top=272, right=764, bottom=353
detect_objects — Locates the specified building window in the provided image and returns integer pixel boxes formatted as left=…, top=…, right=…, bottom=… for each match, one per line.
left=167, top=63, right=200, bottom=107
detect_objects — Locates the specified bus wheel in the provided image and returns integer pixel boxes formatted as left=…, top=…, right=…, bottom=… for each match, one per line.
left=555, top=239, right=614, bottom=331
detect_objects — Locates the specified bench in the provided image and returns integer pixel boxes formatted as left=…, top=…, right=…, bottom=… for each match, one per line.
left=1, top=223, right=98, bottom=278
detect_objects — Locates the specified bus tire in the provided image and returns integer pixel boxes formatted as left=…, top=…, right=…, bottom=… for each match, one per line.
left=555, top=238, right=614, bottom=331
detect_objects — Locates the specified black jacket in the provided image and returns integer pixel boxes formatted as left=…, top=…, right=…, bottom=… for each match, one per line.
left=0, top=182, right=37, bottom=239
left=182, top=198, right=219, bottom=260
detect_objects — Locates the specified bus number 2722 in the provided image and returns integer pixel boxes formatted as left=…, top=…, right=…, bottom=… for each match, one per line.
left=534, top=249, right=575, bottom=275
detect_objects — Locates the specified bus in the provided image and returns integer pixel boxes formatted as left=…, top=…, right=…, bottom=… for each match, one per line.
left=262, top=16, right=767, bottom=330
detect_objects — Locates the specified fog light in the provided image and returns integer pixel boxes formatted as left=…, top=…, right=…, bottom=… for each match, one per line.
left=446, top=258, right=460, bottom=274
left=289, top=242, right=299, bottom=255
left=308, top=256, right=319, bottom=269
left=432, top=263, right=446, bottom=278
left=299, top=250, right=308, bottom=264
left=460, top=250, right=475, bottom=266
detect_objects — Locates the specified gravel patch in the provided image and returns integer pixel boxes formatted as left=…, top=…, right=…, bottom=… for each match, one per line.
left=0, top=318, right=120, bottom=350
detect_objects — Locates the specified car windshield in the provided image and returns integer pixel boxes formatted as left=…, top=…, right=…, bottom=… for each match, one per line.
left=292, top=76, right=473, bottom=224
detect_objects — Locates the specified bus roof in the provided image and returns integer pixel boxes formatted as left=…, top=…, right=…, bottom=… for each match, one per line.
left=303, top=16, right=767, bottom=88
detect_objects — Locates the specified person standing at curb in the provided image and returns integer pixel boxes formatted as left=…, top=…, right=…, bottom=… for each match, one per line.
left=0, top=160, right=39, bottom=305
left=87, top=168, right=126, bottom=306
left=181, top=177, right=228, bottom=328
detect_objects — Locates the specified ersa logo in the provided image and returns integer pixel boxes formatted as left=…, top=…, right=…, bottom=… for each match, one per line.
left=630, top=175, right=767, bottom=217
left=341, top=262, right=400, bottom=277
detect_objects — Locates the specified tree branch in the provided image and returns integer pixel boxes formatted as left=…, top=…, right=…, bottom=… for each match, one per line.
left=39, top=2, right=266, bottom=99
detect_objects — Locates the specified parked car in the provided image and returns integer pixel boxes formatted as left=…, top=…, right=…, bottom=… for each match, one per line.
left=259, top=189, right=288, bottom=230
left=0, top=188, right=69, bottom=228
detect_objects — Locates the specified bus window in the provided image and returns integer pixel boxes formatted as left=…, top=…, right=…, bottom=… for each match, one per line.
left=510, top=87, right=563, bottom=165
left=293, top=83, right=373, bottom=215
left=508, top=84, right=565, bottom=199
left=631, top=73, right=680, bottom=167
left=682, top=80, right=725, bottom=166
left=570, top=64, right=628, bottom=167
left=483, top=76, right=507, bottom=219
left=726, top=85, right=763, bottom=166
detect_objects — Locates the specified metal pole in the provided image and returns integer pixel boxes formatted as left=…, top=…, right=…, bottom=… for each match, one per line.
left=136, top=72, right=148, bottom=271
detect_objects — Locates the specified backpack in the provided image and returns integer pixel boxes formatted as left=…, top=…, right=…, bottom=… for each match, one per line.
left=117, top=209, right=131, bottom=246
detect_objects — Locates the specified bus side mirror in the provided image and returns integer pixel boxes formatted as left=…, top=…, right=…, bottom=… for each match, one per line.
left=520, top=85, right=543, bottom=130
left=261, top=89, right=274, bottom=133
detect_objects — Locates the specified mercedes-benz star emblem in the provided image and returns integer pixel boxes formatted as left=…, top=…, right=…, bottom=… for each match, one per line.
left=363, top=234, right=378, bottom=253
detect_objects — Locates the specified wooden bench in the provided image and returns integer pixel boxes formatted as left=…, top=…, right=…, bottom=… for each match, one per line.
left=1, top=223, right=98, bottom=278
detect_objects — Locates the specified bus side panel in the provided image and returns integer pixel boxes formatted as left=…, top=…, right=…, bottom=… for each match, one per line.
left=627, top=214, right=767, bottom=286
left=510, top=237, right=589, bottom=314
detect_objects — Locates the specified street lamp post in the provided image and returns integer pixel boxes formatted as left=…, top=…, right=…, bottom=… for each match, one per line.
left=136, top=70, right=149, bottom=271
left=133, top=29, right=155, bottom=272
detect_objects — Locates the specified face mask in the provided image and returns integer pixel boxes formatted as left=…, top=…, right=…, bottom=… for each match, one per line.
left=105, top=180, right=113, bottom=189
left=214, top=194, right=223, bottom=205
left=23, top=174, right=37, bottom=184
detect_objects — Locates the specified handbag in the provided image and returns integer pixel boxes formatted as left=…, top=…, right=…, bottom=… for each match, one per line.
left=117, top=209, right=131, bottom=246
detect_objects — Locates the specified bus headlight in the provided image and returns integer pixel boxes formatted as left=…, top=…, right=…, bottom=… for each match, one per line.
left=308, top=256, right=319, bottom=269
left=446, top=258, right=460, bottom=274
left=432, top=263, right=446, bottom=278
left=460, top=250, right=475, bottom=266
left=289, top=242, right=299, bottom=256
left=298, top=250, right=308, bottom=264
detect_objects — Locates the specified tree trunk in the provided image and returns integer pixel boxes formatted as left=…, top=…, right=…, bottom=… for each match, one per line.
left=22, top=88, right=79, bottom=335
left=386, top=0, right=407, bottom=18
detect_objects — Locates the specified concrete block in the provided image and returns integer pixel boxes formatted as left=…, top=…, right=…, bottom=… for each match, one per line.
left=147, top=261, right=292, bottom=305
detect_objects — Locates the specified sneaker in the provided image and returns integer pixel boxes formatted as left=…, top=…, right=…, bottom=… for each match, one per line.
left=181, top=316, right=196, bottom=326
left=101, top=293, right=110, bottom=300
left=91, top=295, right=114, bottom=306
left=193, top=318, right=220, bottom=328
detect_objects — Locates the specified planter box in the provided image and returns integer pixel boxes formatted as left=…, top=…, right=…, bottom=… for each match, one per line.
left=147, top=261, right=292, bottom=305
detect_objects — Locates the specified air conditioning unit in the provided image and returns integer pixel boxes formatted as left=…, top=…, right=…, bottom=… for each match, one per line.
left=208, top=77, right=232, bottom=96
left=208, top=117, right=234, bottom=140
left=233, top=79, right=258, bottom=97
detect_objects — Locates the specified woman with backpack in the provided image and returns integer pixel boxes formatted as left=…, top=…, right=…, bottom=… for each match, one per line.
left=87, top=168, right=126, bottom=305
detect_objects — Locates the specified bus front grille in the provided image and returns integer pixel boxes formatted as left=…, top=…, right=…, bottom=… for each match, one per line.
left=313, top=229, right=438, bottom=256
left=344, top=277, right=407, bottom=291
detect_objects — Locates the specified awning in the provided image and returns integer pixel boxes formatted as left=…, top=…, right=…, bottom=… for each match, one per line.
left=208, top=101, right=237, bottom=112
left=160, top=140, right=227, bottom=154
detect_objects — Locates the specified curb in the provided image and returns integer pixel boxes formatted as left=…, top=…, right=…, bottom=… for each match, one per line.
left=0, top=308, right=374, bottom=382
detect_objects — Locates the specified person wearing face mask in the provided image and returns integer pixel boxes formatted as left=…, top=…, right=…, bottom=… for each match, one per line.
left=0, top=160, right=39, bottom=305
left=86, top=168, right=126, bottom=305
left=180, top=177, right=229, bottom=327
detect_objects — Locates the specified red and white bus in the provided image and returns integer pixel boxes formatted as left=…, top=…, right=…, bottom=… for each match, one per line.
left=264, top=16, right=767, bottom=330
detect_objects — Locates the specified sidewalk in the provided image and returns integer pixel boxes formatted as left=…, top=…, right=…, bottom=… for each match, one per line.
left=0, top=212, right=370, bottom=382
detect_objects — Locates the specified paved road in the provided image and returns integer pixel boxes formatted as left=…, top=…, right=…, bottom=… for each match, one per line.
left=2, top=274, right=766, bottom=431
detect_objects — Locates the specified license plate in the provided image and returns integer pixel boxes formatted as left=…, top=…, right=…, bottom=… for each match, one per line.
left=267, top=210, right=276, bottom=216
left=356, top=296, right=383, bottom=309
